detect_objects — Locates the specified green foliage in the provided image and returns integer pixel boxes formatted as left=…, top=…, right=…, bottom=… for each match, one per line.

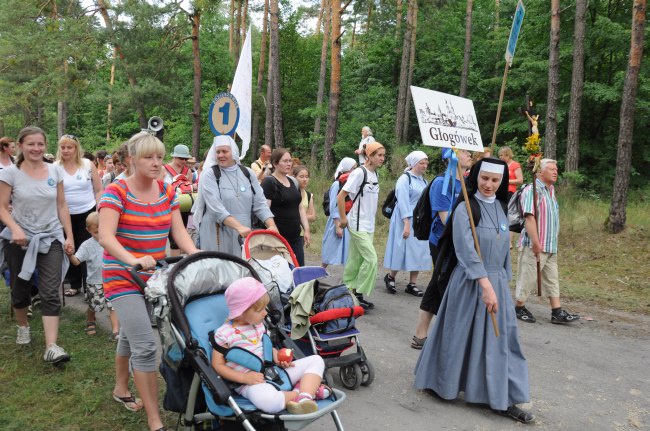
left=0, top=0, right=647, bottom=194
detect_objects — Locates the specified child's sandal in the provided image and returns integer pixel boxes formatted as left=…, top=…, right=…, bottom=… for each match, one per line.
left=315, top=384, right=332, bottom=400
left=85, top=321, right=97, bottom=336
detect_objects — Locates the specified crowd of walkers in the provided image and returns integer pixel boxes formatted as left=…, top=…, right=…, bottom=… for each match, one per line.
left=0, top=124, right=581, bottom=429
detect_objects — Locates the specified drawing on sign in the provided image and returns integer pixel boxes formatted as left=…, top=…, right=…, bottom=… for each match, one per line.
left=417, top=98, right=479, bottom=132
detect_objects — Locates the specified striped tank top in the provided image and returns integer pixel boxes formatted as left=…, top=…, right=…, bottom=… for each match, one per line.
left=99, top=179, right=179, bottom=300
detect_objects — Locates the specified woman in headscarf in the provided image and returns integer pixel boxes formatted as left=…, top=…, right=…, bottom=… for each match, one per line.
left=414, top=157, right=533, bottom=424
left=321, top=157, right=357, bottom=268
left=192, top=136, right=277, bottom=255
left=383, top=151, right=431, bottom=296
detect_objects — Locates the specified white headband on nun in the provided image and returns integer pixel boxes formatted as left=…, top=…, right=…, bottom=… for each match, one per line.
left=480, top=161, right=505, bottom=175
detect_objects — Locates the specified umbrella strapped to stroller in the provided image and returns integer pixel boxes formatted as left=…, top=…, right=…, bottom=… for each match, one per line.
left=137, top=251, right=346, bottom=431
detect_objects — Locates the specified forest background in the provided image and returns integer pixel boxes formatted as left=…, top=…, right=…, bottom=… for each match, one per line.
left=0, top=0, right=647, bottom=231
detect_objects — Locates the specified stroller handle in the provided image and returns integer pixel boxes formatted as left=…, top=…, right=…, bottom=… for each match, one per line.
left=130, top=256, right=184, bottom=289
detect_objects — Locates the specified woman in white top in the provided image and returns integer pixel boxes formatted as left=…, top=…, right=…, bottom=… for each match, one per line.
left=0, top=137, right=15, bottom=170
left=354, top=126, right=375, bottom=165
left=55, top=135, right=102, bottom=297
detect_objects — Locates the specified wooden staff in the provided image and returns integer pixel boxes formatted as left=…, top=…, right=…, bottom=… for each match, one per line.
left=490, top=62, right=510, bottom=156
left=532, top=173, right=542, bottom=296
left=454, top=148, right=500, bottom=337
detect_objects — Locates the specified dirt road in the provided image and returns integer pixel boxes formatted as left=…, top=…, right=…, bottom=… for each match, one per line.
left=70, top=257, right=649, bottom=430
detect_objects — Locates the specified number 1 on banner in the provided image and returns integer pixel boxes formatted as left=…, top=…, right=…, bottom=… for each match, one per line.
left=219, top=102, right=230, bottom=125
left=208, top=92, right=240, bottom=136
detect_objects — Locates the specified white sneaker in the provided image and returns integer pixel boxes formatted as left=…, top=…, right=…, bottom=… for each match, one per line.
left=43, top=343, right=71, bottom=364
left=16, top=325, right=31, bottom=345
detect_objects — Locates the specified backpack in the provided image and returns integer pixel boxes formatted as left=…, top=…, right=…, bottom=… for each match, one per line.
left=508, top=183, right=530, bottom=233
left=312, top=276, right=357, bottom=334
left=212, top=164, right=266, bottom=229
left=428, top=197, right=483, bottom=314
left=322, top=171, right=354, bottom=217
left=381, top=173, right=412, bottom=219
left=412, top=176, right=439, bottom=240
left=165, top=164, right=194, bottom=194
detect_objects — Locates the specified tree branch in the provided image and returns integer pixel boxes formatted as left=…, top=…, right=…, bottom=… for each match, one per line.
left=341, top=0, right=353, bottom=14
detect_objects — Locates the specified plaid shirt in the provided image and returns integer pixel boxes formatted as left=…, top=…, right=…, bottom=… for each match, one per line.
left=518, top=178, right=559, bottom=254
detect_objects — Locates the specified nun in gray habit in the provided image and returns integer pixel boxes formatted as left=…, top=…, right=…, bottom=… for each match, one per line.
left=414, top=157, right=534, bottom=424
left=192, top=136, right=276, bottom=254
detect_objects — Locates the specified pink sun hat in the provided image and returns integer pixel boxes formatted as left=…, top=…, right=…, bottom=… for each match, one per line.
left=225, top=277, right=268, bottom=320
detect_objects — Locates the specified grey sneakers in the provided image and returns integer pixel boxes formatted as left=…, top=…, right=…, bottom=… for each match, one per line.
left=16, top=325, right=31, bottom=345
left=43, top=343, right=71, bottom=364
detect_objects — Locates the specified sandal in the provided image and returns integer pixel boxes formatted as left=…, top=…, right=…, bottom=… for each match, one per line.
left=64, top=288, right=79, bottom=297
left=85, top=321, right=97, bottom=336
left=496, top=405, right=535, bottom=424
left=109, top=332, right=119, bottom=342
left=405, top=283, right=423, bottom=297
left=113, top=393, right=143, bottom=412
left=411, top=335, right=427, bottom=350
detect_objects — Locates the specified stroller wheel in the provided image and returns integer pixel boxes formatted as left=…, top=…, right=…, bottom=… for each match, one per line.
left=339, top=363, right=362, bottom=390
left=360, top=360, right=375, bottom=386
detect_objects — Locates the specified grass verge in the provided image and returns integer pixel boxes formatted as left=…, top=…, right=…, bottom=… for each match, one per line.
left=0, top=289, right=177, bottom=431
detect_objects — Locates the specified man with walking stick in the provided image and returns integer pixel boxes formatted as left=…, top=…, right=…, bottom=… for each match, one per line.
left=514, top=159, right=579, bottom=324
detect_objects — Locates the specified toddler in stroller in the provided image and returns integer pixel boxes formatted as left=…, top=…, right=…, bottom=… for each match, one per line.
left=211, top=277, right=332, bottom=415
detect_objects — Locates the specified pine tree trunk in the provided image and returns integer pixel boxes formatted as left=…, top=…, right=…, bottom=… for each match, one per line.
left=565, top=0, right=587, bottom=173
left=107, top=47, right=117, bottom=142
left=395, top=0, right=414, bottom=146
left=401, top=0, right=417, bottom=145
left=607, top=0, right=646, bottom=234
left=393, top=0, right=403, bottom=86
left=495, top=0, right=500, bottom=30
left=229, top=0, right=235, bottom=54
left=459, top=0, right=473, bottom=98
left=57, top=101, right=67, bottom=139
left=252, top=0, right=269, bottom=154
left=312, top=0, right=330, bottom=163
left=265, top=58, right=274, bottom=148
left=316, top=0, right=325, bottom=34
left=269, top=0, right=284, bottom=147
left=97, top=0, right=147, bottom=130
left=351, top=18, right=356, bottom=48
left=242, top=0, right=248, bottom=38
left=235, top=0, right=242, bottom=64
left=324, top=0, right=342, bottom=170
left=366, top=0, right=372, bottom=34
left=190, top=11, right=202, bottom=159
left=544, top=0, right=561, bottom=160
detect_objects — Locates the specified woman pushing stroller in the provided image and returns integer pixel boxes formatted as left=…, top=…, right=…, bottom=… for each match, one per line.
left=211, top=277, right=331, bottom=415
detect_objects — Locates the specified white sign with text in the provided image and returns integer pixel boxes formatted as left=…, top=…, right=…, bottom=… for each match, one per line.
left=411, top=86, right=484, bottom=152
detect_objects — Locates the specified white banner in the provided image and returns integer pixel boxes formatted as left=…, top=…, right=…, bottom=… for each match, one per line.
left=410, top=86, right=484, bottom=152
left=231, top=26, right=252, bottom=160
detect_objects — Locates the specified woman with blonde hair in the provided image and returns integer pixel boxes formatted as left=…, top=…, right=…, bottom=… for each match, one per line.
left=55, top=135, right=103, bottom=297
left=99, top=131, right=199, bottom=431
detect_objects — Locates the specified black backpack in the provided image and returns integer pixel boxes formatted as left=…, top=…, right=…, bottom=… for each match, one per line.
left=212, top=164, right=265, bottom=229
left=428, top=197, right=482, bottom=314
left=381, top=174, right=412, bottom=219
left=412, top=176, right=440, bottom=240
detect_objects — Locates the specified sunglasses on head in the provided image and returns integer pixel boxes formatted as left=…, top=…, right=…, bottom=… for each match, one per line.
left=61, top=134, right=78, bottom=141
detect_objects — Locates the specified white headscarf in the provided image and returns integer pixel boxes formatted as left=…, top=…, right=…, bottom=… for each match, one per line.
left=192, top=135, right=241, bottom=225
left=203, top=135, right=241, bottom=172
left=334, top=157, right=357, bottom=179
left=404, top=150, right=428, bottom=172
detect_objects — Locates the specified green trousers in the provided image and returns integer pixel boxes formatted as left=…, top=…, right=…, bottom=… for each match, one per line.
left=343, top=229, right=378, bottom=296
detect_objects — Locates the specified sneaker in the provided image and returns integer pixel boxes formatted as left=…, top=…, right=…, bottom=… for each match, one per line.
left=384, top=274, right=397, bottom=294
left=16, top=325, right=31, bottom=345
left=287, top=393, right=318, bottom=414
left=43, top=343, right=71, bottom=364
left=515, top=306, right=536, bottom=323
left=551, top=309, right=580, bottom=324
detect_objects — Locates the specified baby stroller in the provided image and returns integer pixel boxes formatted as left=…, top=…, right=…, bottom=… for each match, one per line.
left=136, top=251, right=346, bottom=431
left=242, top=230, right=298, bottom=321
left=291, top=266, right=374, bottom=391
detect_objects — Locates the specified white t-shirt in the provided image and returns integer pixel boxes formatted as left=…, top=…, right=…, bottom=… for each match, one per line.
left=74, top=236, right=103, bottom=284
left=0, top=164, right=63, bottom=233
left=357, top=136, right=375, bottom=165
left=56, top=159, right=95, bottom=214
left=343, top=166, right=379, bottom=233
